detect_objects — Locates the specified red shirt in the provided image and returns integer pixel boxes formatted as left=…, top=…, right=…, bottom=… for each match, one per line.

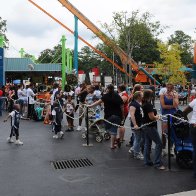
left=121, top=91, right=129, bottom=116
left=0, top=90, right=3, bottom=96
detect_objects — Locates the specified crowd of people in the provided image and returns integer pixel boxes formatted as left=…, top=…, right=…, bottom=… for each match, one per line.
left=0, top=81, right=196, bottom=178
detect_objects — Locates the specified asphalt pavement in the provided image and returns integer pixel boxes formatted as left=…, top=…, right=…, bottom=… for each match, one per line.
left=0, top=100, right=195, bottom=196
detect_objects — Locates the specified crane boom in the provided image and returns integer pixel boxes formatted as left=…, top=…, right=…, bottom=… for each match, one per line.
left=58, top=0, right=138, bottom=70
left=28, top=0, right=128, bottom=76
left=58, top=0, right=160, bottom=85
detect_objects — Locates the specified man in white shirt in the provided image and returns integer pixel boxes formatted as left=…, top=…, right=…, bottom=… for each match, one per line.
left=183, top=99, right=196, bottom=179
left=159, top=83, right=167, bottom=96
left=27, top=83, right=36, bottom=119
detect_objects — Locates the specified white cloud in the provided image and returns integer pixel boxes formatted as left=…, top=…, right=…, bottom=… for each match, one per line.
left=1, top=0, right=195, bottom=58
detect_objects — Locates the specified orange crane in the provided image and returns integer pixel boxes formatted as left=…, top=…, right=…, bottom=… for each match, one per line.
left=58, top=0, right=160, bottom=85
left=28, top=0, right=129, bottom=76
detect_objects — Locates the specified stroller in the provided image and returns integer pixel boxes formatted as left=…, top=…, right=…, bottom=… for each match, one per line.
left=33, top=100, right=45, bottom=121
left=81, top=108, right=111, bottom=143
left=171, top=110, right=193, bottom=169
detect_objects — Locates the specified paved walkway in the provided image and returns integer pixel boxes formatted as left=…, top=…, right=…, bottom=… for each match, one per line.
left=0, top=107, right=195, bottom=196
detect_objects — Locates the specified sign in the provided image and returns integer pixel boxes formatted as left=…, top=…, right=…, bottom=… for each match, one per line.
left=0, top=48, right=4, bottom=86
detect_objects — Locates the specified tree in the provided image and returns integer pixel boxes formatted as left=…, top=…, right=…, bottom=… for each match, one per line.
left=0, top=17, right=9, bottom=47
left=37, top=44, right=62, bottom=64
left=101, top=10, right=165, bottom=84
left=154, top=42, right=187, bottom=85
left=168, top=30, right=194, bottom=64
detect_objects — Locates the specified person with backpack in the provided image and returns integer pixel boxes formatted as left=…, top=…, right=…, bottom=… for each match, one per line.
left=4, top=104, right=23, bottom=145
left=52, top=101, right=64, bottom=139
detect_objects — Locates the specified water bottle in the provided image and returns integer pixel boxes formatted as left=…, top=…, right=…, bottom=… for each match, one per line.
left=95, top=109, right=100, bottom=120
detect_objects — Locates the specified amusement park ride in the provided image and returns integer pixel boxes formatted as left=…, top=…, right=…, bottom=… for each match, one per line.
left=28, top=0, right=196, bottom=85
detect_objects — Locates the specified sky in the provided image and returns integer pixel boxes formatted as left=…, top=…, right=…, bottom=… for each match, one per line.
left=0, top=0, right=196, bottom=58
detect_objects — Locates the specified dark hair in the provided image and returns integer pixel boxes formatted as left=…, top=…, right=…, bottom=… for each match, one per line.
left=53, top=83, right=59, bottom=89
left=107, top=84, right=114, bottom=93
left=118, top=84, right=126, bottom=92
left=94, top=85, right=100, bottom=90
left=143, top=89, right=153, bottom=104
left=53, top=101, right=59, bottom=107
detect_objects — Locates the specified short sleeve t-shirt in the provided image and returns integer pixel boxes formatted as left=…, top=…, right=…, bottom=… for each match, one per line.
left=85, top=93, right=95, bottom=105
left=129, top=100, right=143, bottom=127
left=101, top=92, right=123, bottom=119
left=142, top=102, right=157, bottom=127
left=10, top=110, right=20, bottom=129
left=189, top=99, right=196, bottom=124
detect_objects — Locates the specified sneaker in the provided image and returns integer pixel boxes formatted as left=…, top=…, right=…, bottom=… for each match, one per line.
left=7, top=137, right=14, bottom=143
left=134, top=153, right=144, bottom=160
left=59, top=131, right=64, bottom=138
left=128, top=148, right=134, bottom=157
left=128, top=147, right=134, bottom=154
left=154, top=165, right=166, bottom=170
left=15, top=140, right=23, bottom=145
left=53, top=135, right=58, bottom=139
left=76, top=126, right=82, bottom=131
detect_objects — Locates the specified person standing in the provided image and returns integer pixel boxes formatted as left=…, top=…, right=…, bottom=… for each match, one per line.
left=27, top=83, right=36, bottom=119
left=77, top=83, right=88, bottom=131
left=183, top=99, right=196, bottom=179
left=129, top=91, right=144, bottom=160
left=160, top=83, right=179, bottom=155
left=118, top=84, right=129, bottom=142
left=89, top=84, right=124, bottom=149
left=52, top=101, right=64, bottom=139
left=142, top=89, right=165, bottom=170
left=4, top=104, right=23, bottom=145
left=64, top=95, right=75, bottom=132
left=0, top=87, right=4, bottom=116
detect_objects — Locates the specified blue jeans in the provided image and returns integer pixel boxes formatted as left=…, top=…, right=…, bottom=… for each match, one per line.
left=133, top=130, right=143, bottom=155
left=190, top=126, right=196, bottom=178
left=143, top=126, right=162, bottom=166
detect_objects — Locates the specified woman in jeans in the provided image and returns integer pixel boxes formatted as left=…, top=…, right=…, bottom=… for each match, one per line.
left=142, top=89, right=165, bottom=170
left=88, top=84, right=124, bottom=149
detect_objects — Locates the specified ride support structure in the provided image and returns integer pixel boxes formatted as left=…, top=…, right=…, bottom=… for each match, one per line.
left=58, top=0, right=160, bottom=85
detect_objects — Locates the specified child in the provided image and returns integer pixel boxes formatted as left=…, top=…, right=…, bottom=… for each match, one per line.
left=4, top=104, right=23, bottom=145
left=52, top=101, right=64, bottom=139
left=64, top=95, right=75, bottom=131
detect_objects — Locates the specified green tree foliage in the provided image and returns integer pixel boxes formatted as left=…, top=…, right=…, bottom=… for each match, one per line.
left=0, top=17, right=9, bottom=47
left=168, top=30, right=194, bottom=64
left=154, top=42, right=187, bottom=85
left=37, top=44, right=62, bottom=64
left=78, top=45, right=118, bottom=76
left=101, top=10, right=166, bottom=84
left=101, top=11, right=165, bottom=63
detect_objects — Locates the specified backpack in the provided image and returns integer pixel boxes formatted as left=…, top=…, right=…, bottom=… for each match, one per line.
left=54, top=107, right=63, bottom=125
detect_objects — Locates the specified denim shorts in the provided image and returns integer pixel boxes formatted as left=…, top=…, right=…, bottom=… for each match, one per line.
left=105, top=115, right=121, bottom=135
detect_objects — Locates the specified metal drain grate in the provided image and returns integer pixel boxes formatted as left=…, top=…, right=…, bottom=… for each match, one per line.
left=51, top=158, right=93, bottom=170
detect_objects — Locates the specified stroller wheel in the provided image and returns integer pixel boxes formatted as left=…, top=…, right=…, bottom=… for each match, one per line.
left=176, top=150, right=193, bottom=169
left=95, top=135, right=103, bottom=143
left=104, top=133, right=111, bottom=140
left=81, top=132, right=87, bottom=139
